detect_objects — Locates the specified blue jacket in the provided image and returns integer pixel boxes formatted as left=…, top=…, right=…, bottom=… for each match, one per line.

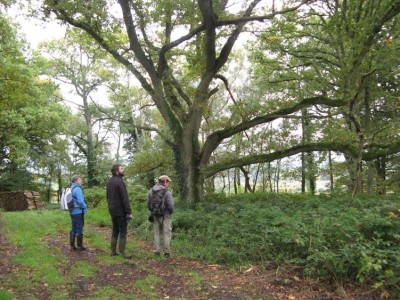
left=70, top=182, right=88, bottom=215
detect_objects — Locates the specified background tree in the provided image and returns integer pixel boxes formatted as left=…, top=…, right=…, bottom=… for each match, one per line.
left=39, top=29, right=118, bottom=187
left=0, top=12, right=68, bottom=195
left=249, top=0, right=400, bottom=196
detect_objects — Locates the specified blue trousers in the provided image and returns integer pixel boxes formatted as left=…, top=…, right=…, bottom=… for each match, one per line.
left=70, top=214, right=84, bottom=236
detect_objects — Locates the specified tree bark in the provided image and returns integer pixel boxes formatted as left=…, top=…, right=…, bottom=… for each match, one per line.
left=328, top=151, right=334, bottom=193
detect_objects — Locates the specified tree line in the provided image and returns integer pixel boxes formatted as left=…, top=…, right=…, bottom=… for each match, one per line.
left=1, top=0, right=400, bottom=204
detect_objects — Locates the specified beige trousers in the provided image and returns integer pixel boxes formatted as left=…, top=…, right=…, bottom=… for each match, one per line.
left=153, top=215, right=172, bottom=254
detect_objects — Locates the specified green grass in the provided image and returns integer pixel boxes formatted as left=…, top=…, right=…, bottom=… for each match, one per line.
left=0, top=205, right=161, bottom=299
left=174, top=269, right=203, bottom=287
left=0, top=208, right=133, bottom=298
left=91, top=287, right=136, bottom=300
left=135, top=275, right=164, bottom=299
left=70, top=260, right=98, bottom=278
left=0, top=289, right=14, bottom=300
left=3, top=211, right=67, bottom=290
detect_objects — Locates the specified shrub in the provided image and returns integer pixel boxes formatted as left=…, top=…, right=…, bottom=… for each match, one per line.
left=84, top=187, right=106, bottom=208
left=133, top=192, right=400, bottom=297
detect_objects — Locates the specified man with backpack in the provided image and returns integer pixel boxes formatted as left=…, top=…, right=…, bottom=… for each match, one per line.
left=147, top=175, right=174, bottom=258
left=106, top=164, right=132, bottom=259
left=69, top=175, right=88, bottom=251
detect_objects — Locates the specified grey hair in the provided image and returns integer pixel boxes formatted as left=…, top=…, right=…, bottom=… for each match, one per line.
left=71, top=175, right=81, bottom=183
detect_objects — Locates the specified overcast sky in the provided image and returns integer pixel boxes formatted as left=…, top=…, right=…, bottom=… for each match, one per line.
left=8, top=3, right=66, bottom=49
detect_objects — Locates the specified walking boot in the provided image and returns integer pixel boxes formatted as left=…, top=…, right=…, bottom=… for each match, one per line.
left=70, top=233, right=76, bottom=251
left=76, top=235, right=87, bottom=251
left=118, top=237, right=132, bottom=259
left=111, top=236, right=118, bottom=256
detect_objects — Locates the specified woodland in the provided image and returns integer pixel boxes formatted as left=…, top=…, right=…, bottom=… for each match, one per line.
left=1, top=0, right=400, bottom=202
left=1, top=0, right=400, bottom=298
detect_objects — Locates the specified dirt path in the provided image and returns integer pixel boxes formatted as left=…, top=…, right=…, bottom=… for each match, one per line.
left=0, top=225, right=364, bottom=299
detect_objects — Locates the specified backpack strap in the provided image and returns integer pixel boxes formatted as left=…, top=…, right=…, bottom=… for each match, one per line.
left=71, top=186, right=81, bottom=208
left=152, top=188, right=166, bottom=204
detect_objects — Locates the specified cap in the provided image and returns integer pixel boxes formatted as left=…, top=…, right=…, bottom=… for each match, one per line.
left=158, top=175, right=172, bottom=182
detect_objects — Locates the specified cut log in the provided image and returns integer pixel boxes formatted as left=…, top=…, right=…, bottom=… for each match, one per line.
left=0, top=191, right=43, bottom=211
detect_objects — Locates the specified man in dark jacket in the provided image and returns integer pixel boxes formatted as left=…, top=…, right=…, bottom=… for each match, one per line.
left=147, top=175, right=174, bottom=258
left=106, top=164, right=132, bottom=259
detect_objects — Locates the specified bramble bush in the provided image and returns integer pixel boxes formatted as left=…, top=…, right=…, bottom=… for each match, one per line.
left=131, top=192, right=400, bottom=297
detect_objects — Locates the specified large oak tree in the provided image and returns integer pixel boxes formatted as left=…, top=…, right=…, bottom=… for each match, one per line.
left=39, top=0, right=359, bottom=205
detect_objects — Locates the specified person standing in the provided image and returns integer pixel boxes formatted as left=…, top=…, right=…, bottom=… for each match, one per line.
left=147, top=175, right=174, bottom=258
left=69, top=175, right=88, bottom=251
left=106, top=164, right=132, bottom=259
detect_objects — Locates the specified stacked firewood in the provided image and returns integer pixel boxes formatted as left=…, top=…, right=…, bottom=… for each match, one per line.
left=0, top=191, right=43, bottom=211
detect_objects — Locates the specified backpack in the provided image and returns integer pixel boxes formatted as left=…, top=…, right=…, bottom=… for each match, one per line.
left=152, top=189, right=167, bottom=217
left=60, top=186, right=78, bottom=211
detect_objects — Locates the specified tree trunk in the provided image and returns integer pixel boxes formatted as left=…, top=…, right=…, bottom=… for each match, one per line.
left=366, top=161, right=375, bottom=195
left=301, top=108, right=306, bottom=193
left=328, top=151, right=334, bottom=192
left=307, top=151, right=316, bottom=195
left=233, top=169, right=238, bottom=194
left=57, top=164, right=62, bottom=202
left=301, top=152, right=306, bottom=193
left=240, top=167, right=252, bottom=193
left=275, top=159, right=281, bottom=193
left=376, top=157, right=386, bottom=194
left=267, top=162, right=273, bottom=193
left=345, top=155, right=358, bottom=194
left=252, top=164, right=261, bottom=192
left=227, top=170, right=231, bottom=195
left=172, top=140, right=202, bottom=207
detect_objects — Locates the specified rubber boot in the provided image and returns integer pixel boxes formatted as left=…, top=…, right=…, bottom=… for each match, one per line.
left=118, top=237, right=132, bottom=259
left=76, top=235, right=87, bottom=251
left=70, top=233, right=76, bottom=251
left=111, top=236, right=118, bottom=256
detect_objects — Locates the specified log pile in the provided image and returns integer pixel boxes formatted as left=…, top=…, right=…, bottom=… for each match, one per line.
left=0, top=191, right=43, bottom=211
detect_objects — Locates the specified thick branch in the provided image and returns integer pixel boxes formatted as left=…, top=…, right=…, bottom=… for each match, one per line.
left=215, top=0, right=311, bottom=26
left=202, top=142, right=357, bottom=178
left=51, top=7, right=154, bottom=95
left=117, top=0, right=157, bottom=81
left=203, top=138, right=400, bottom=179
left=215, top=0, right=261, bottom=71
left=158, top=0, right=311, bottom=72
left=362, top=140, right=400, bottom=161
left=200, top=96, right=347, bottom=167
left=198, top=0, right=217, bottom=70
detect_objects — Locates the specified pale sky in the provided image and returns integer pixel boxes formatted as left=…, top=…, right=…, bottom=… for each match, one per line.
left=8, top=4, right=66, bottom=49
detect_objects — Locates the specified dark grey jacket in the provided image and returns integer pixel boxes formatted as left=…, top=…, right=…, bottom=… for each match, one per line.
left=147, top=184, right=174, bottom=217
left=106, top=175, right=131, bottom=216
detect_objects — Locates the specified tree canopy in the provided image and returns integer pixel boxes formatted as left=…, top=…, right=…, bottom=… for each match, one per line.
left=32, top=0, right=400, bottom=204
left=0, top=12, right=69, bottom=191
